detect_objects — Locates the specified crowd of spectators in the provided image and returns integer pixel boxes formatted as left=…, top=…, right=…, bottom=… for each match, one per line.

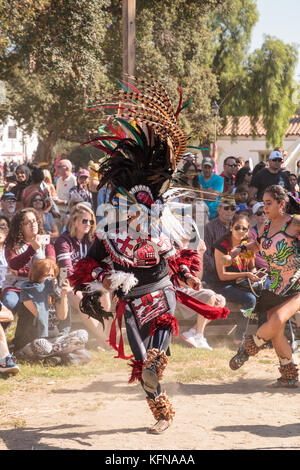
left=0, top=148, right=298, bottom=375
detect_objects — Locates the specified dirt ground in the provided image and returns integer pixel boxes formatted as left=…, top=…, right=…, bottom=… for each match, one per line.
left=1, top=346, right=300, bottom=452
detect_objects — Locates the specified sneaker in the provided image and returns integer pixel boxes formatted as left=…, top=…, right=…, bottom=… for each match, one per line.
left=194, top=334, right=213, bottom=351
left=0, top=354, right=19, bottom=375
left=180, top=328, right=197, bottom=347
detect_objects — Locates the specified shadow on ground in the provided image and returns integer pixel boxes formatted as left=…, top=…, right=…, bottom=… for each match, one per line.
left=0, top=424, right=148, bottom=450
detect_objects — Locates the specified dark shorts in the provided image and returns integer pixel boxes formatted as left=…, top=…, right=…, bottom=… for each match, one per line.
left=255, top=289, right=299, bottom=314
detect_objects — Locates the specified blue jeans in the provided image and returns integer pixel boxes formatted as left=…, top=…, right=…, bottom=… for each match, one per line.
left=2, top=290, right=20, bottom=314
left=216, top=284, right=257, bottom=340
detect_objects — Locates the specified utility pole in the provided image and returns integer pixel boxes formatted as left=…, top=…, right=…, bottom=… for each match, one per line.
left=122, top=0, right=136, bottom=84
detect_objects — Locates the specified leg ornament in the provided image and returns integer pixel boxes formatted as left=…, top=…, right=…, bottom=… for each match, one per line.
left=273, top=361, right=299, bottom=388
left=142, top=348, right=168, bottom=394
left=146, top=391, right=175, bottom=434
left=229, top=335, right=266, bottom=370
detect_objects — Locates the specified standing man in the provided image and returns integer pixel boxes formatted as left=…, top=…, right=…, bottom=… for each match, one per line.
left=198, top=157, right=224, bottom=219
left=54, top=159, right=77, bottom=218
left=220, top=156, right=237, bottom=194
left=249, top=150, right=291, bottom=201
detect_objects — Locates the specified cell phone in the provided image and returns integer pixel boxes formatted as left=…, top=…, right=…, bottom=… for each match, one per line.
left=59, top=267, right=68, bottom=286
left=255, top=270, right=267, bottom=279
left=39, top=234, right=50, bottom=245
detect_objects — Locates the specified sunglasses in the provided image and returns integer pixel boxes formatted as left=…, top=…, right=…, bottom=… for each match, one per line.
left=256, top=210, right=265, bottom=216
left=271, top=158, right=282, bottom=163
left=222, top=205, right=236, bottom=211
left=225, top=163, right=237, bottom=167
left=81, top=218, right=95, bottom=226
left=233, top=225, right=248, bottom=232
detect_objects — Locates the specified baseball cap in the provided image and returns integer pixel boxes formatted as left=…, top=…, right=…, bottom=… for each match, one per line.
left=202, top=157, right=214, bottom=168
left=77, top=169, right=90, bottom=178
left=219, top=197, right=236, bottom=207
left=252, top=202, right=264, bottom=215
left=269, top=150, right=283, bottom=161
left=236, top=203, right=249, bottom=213
left=1, top=192, right=16, bottom=201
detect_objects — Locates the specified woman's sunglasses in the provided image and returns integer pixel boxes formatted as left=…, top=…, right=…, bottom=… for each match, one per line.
left=256, top=210, right=265, bottom=216
left=233, top=225, right=248, bottom=232
left=81, top=218, right=95, bottom=226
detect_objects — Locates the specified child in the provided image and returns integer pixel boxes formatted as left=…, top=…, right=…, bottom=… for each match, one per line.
left=235, top=184, right=250, bottom=206
left=13, top=259, right=90, bottom=365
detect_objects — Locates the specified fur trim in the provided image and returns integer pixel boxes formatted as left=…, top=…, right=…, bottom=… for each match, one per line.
left=108, top=271, right=138, bottom=294
left=68, top=257, right=105, bottom=288
left=83, top=281, right=107, bottom=294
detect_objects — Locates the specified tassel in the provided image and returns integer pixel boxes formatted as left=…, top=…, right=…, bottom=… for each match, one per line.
left=150, top=313, right=179, bottom=337
left=176, top=290, right=230, bottom=320
left=128, top=359, right=144, bottom=383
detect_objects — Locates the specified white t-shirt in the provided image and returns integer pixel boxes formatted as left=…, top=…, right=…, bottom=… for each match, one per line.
left=56, top=174, right=77, bottom=202
left=0, top=248, right=8, bottom=289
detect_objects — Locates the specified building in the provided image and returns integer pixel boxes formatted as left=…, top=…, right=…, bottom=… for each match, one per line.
left=0, top=117, right=38, bottom=164
left=216, top=115, right=300, bottom=172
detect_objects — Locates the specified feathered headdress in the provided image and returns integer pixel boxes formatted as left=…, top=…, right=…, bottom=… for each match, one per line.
left=86, top=74, right=188, bottom=206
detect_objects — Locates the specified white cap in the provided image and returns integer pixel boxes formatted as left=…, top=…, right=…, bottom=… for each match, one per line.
left=252, top=202, right=264, bottom=215
left=269, top=150, right=283, bottom=161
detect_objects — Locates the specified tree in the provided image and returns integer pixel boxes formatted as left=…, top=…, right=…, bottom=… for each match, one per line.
left=208, top=1, right=298, bottom=147
left=0, top=0, right=298, bottom=162
left=0, top=0, right=111, bottom=163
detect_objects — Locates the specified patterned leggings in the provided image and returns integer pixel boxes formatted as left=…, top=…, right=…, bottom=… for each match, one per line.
left=124, top=287, right=176, bottom=399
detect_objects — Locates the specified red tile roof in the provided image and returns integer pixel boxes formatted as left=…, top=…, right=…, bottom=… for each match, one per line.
left=221, top=116, right=300, bottom=137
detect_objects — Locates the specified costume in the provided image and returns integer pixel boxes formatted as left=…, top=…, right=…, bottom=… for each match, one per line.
left=230, top=214, right=300, bottom=386
left=69, top=76, right=229, bottom=433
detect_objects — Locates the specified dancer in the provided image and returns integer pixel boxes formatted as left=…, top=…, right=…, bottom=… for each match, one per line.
left=69, top=76, right=229, bottom=434
left=229, top=185, right=300, bottom=387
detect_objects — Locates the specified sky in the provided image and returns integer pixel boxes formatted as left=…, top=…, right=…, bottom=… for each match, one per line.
left=250, top=0, right=300, bottom=79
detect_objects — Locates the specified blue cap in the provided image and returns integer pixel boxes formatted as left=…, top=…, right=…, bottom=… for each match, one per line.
left=236, top=203, right=248, bottom=213
left=1, top=192, right=16, bottom=201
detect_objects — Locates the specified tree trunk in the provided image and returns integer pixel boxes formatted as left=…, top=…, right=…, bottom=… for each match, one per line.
left=33, top=133, right=56, bottom=165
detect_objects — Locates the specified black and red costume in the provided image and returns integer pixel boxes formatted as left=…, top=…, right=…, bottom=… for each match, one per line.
left=69, top=75, right=229, bottom=434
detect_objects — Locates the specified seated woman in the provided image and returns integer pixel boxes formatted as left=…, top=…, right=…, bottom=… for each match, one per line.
left=14, top=259, right=90, bottom=365
left=22, top=165, right=51, bottom=210
left=0, top=215, right=19, bottom=374
left=176, top=238, right=226, bottom=350
left=30, top=192, right=59, bottom=240
left=55, top=203, right=112, bottom=350
left=212, top=213, right=262, bottom=344
left=2, top=208, right=56, bottom=319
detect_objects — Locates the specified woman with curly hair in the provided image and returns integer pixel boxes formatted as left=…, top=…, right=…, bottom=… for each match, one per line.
left=2, top=208, right=55, bottom=317
left=229, top=185, right=300, bottom=387
left=55, top=203, right=111, bottom=349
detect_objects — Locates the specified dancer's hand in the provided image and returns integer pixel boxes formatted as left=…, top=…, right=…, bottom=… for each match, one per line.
left=102, top=275, right=112, bottom=290
left=186, top=276, right=202, bottom=290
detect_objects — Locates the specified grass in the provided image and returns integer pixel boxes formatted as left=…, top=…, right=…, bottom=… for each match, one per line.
left=0, top=320, right=244, bottom=392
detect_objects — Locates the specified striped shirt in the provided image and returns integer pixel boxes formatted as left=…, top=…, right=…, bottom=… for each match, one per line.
left=54, top=231, right=90, bottom=275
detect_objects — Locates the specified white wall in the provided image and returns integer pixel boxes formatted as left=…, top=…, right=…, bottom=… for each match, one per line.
left=0, top=117, right=38, bottom=163
left=215, top=136, right=300, bottom=172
